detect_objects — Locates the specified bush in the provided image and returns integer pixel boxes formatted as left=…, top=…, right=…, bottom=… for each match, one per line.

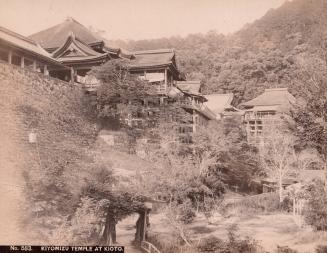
left=304, top=179, right=327, bottom=231
left=50, top=197, right=107, bottom=245
left=277, top=246, right=298, bottom=253
left=179, top=200, right=196, bottom=224
left=197, top=236, right=225, bottom=252
left=198, top=225, right=259, bottom=253
left=316, top=245, right=327, bottom=253
left=222, top=193, right=282, bottom=216
left=147, top=234, right=197, bottom=253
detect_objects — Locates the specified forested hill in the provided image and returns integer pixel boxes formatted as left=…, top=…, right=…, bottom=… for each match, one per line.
left=108, top=0, right=327, bottom=105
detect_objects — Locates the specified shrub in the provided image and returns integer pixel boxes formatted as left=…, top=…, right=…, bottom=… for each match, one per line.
left=316, top=245, right=327, bottom=253
left=277, top=246, right=298, bottom=253
left=304, top=179, right=327, bottom=231
left=179, top=200, right=196, bottom=224
left=50, top=197, right=107, bottom=245
left=197, top=236, right=225, bottom=252
left=222, top=192, right=282, bottom=216
left=198, top=225, right=259, bottom=253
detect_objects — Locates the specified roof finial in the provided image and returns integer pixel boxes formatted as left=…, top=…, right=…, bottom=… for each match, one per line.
left=65, top=16, right=73, bottom=22
left=69, top=31, right=75, bottom=39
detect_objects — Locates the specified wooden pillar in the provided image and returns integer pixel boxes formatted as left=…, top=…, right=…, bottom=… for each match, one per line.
left=142, top=210, right=147, bottom=241
left=70, top=67, right=74, bottom=84
left=21, top=56, right=25, bottom=68
left=8, top=50, right=12, bottom=64
left=43, top=65, right=48, bottom=75
left=33, top=61, right=37, bottom=71
left=164, top=68, right=168, bottom=92
left=193, top=110, right=197, bottom=133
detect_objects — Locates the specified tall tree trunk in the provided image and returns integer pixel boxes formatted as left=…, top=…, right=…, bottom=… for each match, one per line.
left=278, top=177, right=283, bottom=203
left=102, top=212, right=117, bottom=245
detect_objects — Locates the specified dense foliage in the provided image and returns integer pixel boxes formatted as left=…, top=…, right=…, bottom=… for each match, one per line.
left=304, top=179, right=327, bottom=231
left=109, top=0, right=327, bottom=105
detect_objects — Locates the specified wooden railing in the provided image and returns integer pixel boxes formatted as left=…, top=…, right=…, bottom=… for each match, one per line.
left=83, top=82, right=100, bottom=91
left=140, top=241, right=162, bottom=253
left=156, top=85, right=166, bottom=94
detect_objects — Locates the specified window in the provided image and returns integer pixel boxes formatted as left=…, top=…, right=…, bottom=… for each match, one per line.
left=24, top=58, right=34, bottom=70
left=0, top=49, right=7, bottom=62
left=11, top=54, right=21, bottom=66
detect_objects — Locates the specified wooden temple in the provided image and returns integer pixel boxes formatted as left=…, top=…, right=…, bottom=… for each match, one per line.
left=240, top=88, right=296, bottom=143
left=0, top=26, right=69, bottom=77
left=0, top=18, right=217, bottom=141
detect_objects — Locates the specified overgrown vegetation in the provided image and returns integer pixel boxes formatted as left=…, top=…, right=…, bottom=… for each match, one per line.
left=304, top=179, right=327, bottom=231
left=109, top=0, right=327, bottom=104
left=148, top=225, right=260, bottom=253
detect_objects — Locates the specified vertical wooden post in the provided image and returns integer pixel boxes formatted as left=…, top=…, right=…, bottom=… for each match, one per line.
left=70, top=67, right=74, bottom=84
left=142, top=210, right=147, bottom=241
left=21, top=56, right=25, bottom=68
left=164, top=68, right=168, bottom=92
left=8, top=50, right=12, bottom=64
left=193, top=111, right=197, bottom=133
left=43, top=65, right=48, bottom=75
left=33, top=61, right=37, bottom=71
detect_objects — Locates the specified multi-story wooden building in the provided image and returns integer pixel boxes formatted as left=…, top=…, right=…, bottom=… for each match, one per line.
left=1, top=19, right=216, bottom=148
left=204, top=93, right=243, bottom=120
left=0, top=26, right=68, bottom=76
left=240, top=88, right=296, bottom=143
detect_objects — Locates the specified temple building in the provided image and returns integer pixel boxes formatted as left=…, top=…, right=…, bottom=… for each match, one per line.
left=28, top=18, right=186, bottom=90
left=204, top=93, right=242, bottom=120
left=131, top=49, right=185, bottom=94
left=240, top=88, right=296, bottom=143
left=0, top=18, right=216, bottom=147
left=29, top=17, right=122, bottom=81
left=0, top=26, right=68, bottom=76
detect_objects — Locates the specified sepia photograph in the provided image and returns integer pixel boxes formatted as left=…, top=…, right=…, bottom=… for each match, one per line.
left=0, top=0, right=326, bottom=252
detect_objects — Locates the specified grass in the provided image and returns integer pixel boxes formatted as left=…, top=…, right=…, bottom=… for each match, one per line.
left=147, top=199, right=327, bottom=253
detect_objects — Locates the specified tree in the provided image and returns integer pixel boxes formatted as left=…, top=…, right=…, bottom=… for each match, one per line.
left=291, top=55, right=327, bottom=187
left=258, top=129, right=297, bottom=202
left=90, top=59, right=155, bottom=127
left=193, top=117, right=260, bottom=192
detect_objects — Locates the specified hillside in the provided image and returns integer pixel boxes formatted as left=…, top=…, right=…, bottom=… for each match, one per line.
left=109, top=0, right=327, bottom=105
left=0, top=62, right=96, bottom=243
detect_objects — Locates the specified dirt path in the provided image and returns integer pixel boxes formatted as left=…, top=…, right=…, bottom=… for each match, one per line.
left=116, top=215, right=143, bottom=253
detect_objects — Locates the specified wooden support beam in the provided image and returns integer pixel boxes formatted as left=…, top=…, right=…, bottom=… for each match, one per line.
left=8, top=51, right=12, bottom=64
left=43, top=65, right=48, bottom=75
left=70, top=67, right=74, bottom=84
left=33, top=61, right=37, bottom=71
left=142, top=210, right=147, bottom=241
left=164, top=68, right=168, bottom=91
left=20, top=56, right=25, bottom=68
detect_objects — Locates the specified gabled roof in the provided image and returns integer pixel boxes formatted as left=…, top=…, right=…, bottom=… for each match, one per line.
left=205, top=93, right=234, bottom=114
left=241, top=88, right=296, bottom=111
left=29, top=17, right=103, bottom=50
left=52, top=33, right=109, bottom=63
left=129, top=49, right=184, bottom=80
left=176, top=81, right=202, bottom=95
left=0, top=26, right=64, bottom=67
left=129, top=49, right=176, bottom=69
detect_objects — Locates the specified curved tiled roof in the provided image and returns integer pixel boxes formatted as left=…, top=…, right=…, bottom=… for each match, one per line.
left=241, top=88, right=296, bottom=108
left=29, top=17, right=103, bottom=50
left=0, top=26, right=64, bottom=67
left=205, top=93, right=234, bottom=114
left=176, top=81, right=202, bottom=95
left=130, top=49, right=176, bottom=69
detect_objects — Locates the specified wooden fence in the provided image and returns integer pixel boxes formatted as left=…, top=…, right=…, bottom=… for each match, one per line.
left=140, top=241, right=162, bottom=253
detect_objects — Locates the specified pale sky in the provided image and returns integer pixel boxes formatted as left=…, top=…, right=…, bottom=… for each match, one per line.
left=0, top=0, right=287, bottom=40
